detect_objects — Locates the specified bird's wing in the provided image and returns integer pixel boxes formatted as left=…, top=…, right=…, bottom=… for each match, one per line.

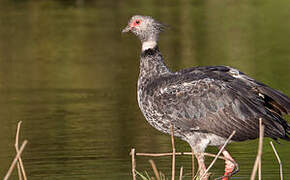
left=150, top=66, right=289, bottom=141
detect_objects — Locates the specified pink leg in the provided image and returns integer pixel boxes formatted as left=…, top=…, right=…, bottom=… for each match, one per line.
left=221, top=149, right=235, bottom=180
left=195, top=153, right=210, bottom=180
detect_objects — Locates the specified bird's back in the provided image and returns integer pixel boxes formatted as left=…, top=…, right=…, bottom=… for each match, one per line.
left=138, top=65, right=290, bottom=142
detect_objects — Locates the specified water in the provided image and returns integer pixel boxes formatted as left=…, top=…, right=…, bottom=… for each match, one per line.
left=0, top=0, right=289, bottom=179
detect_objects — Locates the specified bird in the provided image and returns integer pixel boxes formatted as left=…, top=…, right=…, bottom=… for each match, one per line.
left=122, top=15, right=290, bottom=180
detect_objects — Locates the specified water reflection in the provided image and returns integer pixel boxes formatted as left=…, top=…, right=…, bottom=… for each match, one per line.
left=0, top=0, right=289, bottom=179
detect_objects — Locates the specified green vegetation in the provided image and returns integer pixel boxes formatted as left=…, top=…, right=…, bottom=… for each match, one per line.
left=136, top=170, right=168, bottom=180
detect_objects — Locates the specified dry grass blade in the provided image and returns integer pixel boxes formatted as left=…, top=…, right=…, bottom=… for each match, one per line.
left=179, top=166, right=183, bottom=180
left=17, top=163, right=22, bottom=180
left=149, top=160, right=160, bottom=180
left=258, top=156, right=261, bottom=180
left=170, top=124, right=175, bottom=180
left=131, top=148, right=137, bottom=180
left=16, top=122, right=23, bottom=180
left=15, top=121, right=27, bottom=180
left=136, top=152, right=175, bottom=157
left=250, top=118, right=264, bottom=180
left=4, top=140, right=28, bottom=180
left=191, top=148, right=195, bottom=180
left=200, top=130, right=236, bottom=179
left=270, top=141, right=283, bottom=180
left=135, top=151, right=239, bottom=167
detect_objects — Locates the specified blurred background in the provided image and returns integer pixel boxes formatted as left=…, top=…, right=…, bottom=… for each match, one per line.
left=0, top=0, right=289, bottom=179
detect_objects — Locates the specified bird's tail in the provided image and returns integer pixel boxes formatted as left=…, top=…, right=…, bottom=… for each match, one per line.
left=287, top=123, right=290, bottom=134
left=258, top=85, right=290, bottom=115
left=282, top=123, right=290, bottom=141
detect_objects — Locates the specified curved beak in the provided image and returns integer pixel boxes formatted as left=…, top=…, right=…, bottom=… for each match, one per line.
left=122, top=25, right=131, bottom=33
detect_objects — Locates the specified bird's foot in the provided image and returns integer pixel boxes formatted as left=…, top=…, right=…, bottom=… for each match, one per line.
left=220, top=148, right=236, bottom=180
left=222, top=159, right=235, bottom=180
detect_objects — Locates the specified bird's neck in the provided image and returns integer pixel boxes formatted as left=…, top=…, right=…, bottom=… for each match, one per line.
left=138, top=44, right=170, bottom=85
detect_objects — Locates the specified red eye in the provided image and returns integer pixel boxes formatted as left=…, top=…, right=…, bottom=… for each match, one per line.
left=133, top=20, right=141, bottom=26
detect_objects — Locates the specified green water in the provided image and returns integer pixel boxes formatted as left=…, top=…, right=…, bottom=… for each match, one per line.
left=0, top=0, right=289, bottom=179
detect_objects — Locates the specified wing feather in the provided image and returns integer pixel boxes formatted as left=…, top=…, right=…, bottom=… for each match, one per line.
left=149, top=67, right=290, bottom=141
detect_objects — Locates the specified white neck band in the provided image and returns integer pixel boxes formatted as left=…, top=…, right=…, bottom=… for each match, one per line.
left=142, top=41, right=157, bottom=51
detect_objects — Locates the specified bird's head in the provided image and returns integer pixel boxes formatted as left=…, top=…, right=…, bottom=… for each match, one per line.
left=122, top=15, right=166, bottom=43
